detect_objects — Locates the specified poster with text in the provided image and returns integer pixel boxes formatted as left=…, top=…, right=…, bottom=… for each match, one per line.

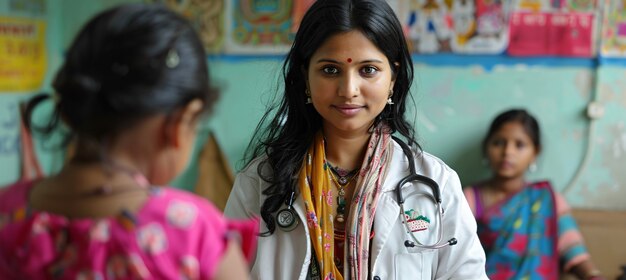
left=508, top=12, right=596, bottom=56
left=0, top=17, right=47, bottom=92
left=507, top=0, right=600, bottom=57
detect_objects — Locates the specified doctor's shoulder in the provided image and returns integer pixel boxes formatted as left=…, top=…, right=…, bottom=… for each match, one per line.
left=225, top=156, right=269, bottom=218
left=236, top=156, right=270, bottom=183
left=413, top=150, right=459, bottom=185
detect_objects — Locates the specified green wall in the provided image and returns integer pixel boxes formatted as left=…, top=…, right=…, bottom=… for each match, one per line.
left=1, top=1, right=625, bottom=210
left=207, top=60, right=626, bottom=210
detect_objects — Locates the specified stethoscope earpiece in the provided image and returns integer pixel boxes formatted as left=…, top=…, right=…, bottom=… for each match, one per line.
left=277, top=191, right=299, bottom=232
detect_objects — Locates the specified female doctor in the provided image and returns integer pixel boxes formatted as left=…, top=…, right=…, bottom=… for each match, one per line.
left=225, top=0, right=488, bottom=279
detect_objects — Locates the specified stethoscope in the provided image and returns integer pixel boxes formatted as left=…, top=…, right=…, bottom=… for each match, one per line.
left=393, top=136, right=457, bottom=250
left=276, top=136, right=457, bottom=250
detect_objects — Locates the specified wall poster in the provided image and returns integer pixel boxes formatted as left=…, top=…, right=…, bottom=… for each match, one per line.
left=224, top=0, right=314, bottom=54
left=507, top=0, right=599, bottom=57
left=147, top=0, right=226, bottom=53
left=389, top=0, right=509, bottom=54
left=599, top=0, right=626, bottom=57
left=0, top=16, right=47, bottom=92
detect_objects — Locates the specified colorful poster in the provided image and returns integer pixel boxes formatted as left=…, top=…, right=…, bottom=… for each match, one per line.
left=0, top=17, right=47, bottom=92
left=391, top=0, right=509, bottom=54
left=564, top=0, right=597, bottom=12
left=451, top=0, right=509, bottom=53
left=393, top=0, right=454, bottom=53
left=600, top=0, right=626, bottom=57
left=224, top=0, right=313, bottom=54
left=507, top=12, right=595, bottom=57
left=147, top=0, right=225, bottom=53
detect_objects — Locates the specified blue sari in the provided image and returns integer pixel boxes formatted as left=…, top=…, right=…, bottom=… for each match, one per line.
left=471, top=181, right=559, bottom=280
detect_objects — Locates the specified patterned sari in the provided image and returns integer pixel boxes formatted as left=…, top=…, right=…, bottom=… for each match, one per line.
left=470, top=181, right=560, bottom=280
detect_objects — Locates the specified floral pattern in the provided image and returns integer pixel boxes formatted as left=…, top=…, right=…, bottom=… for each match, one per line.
left=0, top=181, right=257, bottom=279
left=166, top=200, right=198, bottom=228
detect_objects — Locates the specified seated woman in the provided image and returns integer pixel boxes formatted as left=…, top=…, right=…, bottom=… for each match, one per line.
left=464, top=108, right=604, bottom=280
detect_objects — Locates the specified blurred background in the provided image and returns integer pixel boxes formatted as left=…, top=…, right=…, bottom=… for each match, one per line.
left=0, top=0, right=625, bottom=275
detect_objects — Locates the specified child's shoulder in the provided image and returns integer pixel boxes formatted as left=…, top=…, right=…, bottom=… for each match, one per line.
left=145, top=187, right=223, bottom=220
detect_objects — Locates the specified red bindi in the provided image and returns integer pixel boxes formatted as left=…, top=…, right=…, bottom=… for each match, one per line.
left=347, top=58, right=352, bottom=63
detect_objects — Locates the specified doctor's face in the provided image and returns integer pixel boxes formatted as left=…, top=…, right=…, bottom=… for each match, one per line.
left=306, top=30, right=395, bottom=137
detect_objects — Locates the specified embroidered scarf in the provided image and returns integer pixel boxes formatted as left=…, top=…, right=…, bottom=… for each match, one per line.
left=298, top=125, right=393, bottom=280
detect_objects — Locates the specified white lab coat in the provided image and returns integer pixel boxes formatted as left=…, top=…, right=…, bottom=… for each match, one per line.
left=224, top=140, right=488, bottom=280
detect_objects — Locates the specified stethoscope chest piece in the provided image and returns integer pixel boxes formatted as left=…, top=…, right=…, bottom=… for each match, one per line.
left=277, top=208, right=298, bottom=231
left=277, top=190, right=299, bottom=232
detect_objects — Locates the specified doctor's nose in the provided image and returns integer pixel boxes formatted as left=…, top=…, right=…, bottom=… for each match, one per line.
left=338, top=73, right=359, bottom=98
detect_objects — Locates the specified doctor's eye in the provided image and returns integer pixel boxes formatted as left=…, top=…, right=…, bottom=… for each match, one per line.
left=322, top=66, right=339, bottom=75
left=360, top=66, right=379, bottom=76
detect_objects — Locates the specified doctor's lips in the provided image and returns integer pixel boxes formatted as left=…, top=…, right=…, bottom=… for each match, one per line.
left=333, top=104, right=364, bottom=116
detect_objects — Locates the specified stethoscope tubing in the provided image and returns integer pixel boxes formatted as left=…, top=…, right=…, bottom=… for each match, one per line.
left=276, top=136, right=458, bottom=249
left=392, top=136, right=457, bottom=250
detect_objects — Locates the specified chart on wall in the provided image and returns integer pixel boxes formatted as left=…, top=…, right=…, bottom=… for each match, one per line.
left=599, top=0, right=626, bottom=57
left=0, top=0, right=47, bottom=92
left=147, top=0, right=226, bottom=53
left=389, top=0, right=510, bottom=54
left=224, top=0, right=314, bottom=54
left=507, top=0, right=599, bottom=57
left=148, top=0, right=626, bottom=59
left=389, top=0, right=603, bottom=56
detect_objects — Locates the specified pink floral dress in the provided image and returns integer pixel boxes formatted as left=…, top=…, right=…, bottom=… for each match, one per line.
left=0, top=180, right=257, bottom=279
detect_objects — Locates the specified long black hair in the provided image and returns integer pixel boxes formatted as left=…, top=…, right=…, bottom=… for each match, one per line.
left=243, top=0, right=417, bottom=235
left=25, top=4, right=217, bottom=157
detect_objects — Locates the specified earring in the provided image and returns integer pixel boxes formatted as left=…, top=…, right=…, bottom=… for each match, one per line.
left=165, top=49, right=180, bottom=68
left=305, top=88, right=312, bottom=104
left=528, top=162, right=537, bottom=173
left=387, top=89, right=394, bottom=105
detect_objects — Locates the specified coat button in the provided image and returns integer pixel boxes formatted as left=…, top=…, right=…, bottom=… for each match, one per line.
left=373, top=276, right=381, bottom=280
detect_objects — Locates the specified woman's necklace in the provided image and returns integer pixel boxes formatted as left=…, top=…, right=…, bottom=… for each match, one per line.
left=326, top=163, right=358, bottom=272
left=327, top=163, right=359, bottom=223
left=328, top=164, right=359, bottom=186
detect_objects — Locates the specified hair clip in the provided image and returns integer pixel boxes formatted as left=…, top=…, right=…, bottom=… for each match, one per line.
left=165, top=49, right=180, bottom=68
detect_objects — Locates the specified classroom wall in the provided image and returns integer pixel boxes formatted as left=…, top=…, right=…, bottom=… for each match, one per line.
left=207, top=59, right=626, bottom=210
left=1, top=1, right=625, bottom=210
left=0, top=0, right=63, bottom=183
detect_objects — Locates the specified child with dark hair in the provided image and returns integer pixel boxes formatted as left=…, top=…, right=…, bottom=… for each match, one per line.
left=464, top=108, right=603, bottom=280
left=0, top=4, right=256, bottom=279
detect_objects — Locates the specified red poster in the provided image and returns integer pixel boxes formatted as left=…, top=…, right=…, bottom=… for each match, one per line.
left=508, top=12, right=595, bottom=57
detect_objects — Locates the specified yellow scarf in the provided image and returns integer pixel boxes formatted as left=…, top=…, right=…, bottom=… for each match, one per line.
left=299, top=127, right=392, bottom=280
left=299, top=131, right=341, bottom=280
